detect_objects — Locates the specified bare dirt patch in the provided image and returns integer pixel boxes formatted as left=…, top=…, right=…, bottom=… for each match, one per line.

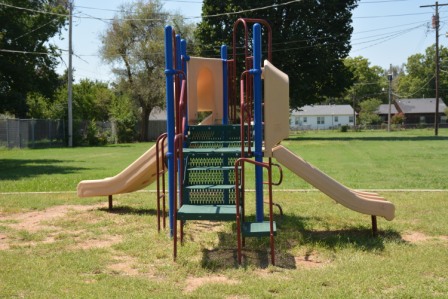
left=2, top=204, right=105, bottom=232
left=294, top=252, right=326, bottom=269
left=0, top=233, right=9, bottom=250
left=183, top=275, right=240, bottom=294
left=74, top=235, right=122, bottom=250
left=107, top=255, right=140, bottom=276
left=0, top=204, right=107, bottom=250
left=402, top=232, right=448, bottom=244
left=402, top=232, right=430, bottom=243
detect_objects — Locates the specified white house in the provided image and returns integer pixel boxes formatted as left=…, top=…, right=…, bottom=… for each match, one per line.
left=290, top=105, right=355, bottom=130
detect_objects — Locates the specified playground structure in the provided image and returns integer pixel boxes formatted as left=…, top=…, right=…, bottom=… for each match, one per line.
left=77, top=19, right=395, bottom=266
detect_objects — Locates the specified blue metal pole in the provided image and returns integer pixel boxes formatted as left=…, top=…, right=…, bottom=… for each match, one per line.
left=251, top=23, right=264, bottom=222
left=164, top=26, right=175, bottom=236
left=221, top=45, right=228, bottom=125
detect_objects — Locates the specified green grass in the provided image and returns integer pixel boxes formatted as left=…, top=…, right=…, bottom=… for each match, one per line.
left=0, top=128, right=447, bottom=298
left=0, top=192, right=447, bottom=298
left=1, top=128, right=448, bottom=192
left=0, top=142, right=155, bottom=192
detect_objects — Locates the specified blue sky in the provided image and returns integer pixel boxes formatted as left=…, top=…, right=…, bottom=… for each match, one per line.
left=51, top=0, right=445, bottom=82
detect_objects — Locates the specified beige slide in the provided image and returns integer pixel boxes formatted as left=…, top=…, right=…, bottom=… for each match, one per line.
left=77, top=144, right=165, bottom=197
left=272, top=145, right=395, bottom=221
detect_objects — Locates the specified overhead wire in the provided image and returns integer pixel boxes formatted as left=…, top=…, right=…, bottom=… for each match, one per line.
left=0, top=0, right=439, bottom=67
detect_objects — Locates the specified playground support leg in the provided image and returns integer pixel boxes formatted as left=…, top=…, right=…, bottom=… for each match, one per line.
left=108, top=195, right=113, bottom=210
left=371, top=216, right=378, bottom=237
left=252, top=23, right=264, bottom=222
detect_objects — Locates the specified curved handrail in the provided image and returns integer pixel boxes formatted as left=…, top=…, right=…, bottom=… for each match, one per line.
left=229, top=18, right=273, bottom=124
left=264, top=161, right=283, bottom=186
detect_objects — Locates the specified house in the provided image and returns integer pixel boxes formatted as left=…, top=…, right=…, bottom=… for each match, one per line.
left=377, top=104, right=398, bottom=123
left=394, top=98, right=447, bottom=125
left=148, top=107, right=167, bottom=140
left=290, top=105, right=356, bottom=130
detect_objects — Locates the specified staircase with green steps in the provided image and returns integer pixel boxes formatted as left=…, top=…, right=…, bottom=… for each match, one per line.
left=177, top=124, right=276, bottom=238
left=177, top=124, right=246, bottom=221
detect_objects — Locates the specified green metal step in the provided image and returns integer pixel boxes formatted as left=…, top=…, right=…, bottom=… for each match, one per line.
left=183, top=184, right=239, bottom=205
left=184, top=184, right=237, bottom=190
left=242, top=221, right=277, bottom=237
left=177, top=204, right=238, bottom=221
left=183, top=147, right=244, bottom=154
left=187, top=166, right=238, bottom=171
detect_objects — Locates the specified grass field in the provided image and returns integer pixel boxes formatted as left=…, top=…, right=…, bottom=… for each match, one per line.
left=0, top=128, right=447, bottom=298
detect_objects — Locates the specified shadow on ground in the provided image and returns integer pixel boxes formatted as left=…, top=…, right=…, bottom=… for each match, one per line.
left=0, top=159, right=86, bottom=181
left=198, top=213, right=401, bottom=270
left=98, top=205, right=158, bottom=216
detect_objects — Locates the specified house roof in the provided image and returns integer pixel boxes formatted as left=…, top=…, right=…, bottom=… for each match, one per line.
left=377, top=104, right=398, bottom=115
left=149, top=107, right=166, bottom=120
left=395, top=98, right=447, bottom=114
left=291, top=105, right=354, bottom=116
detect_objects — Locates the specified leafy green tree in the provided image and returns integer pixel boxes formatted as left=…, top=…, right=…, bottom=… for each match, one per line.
left=342, top=56, right=389, bottom=115
left=109, top=92, right=138, bottom=143
left=358, top=98, right=382, bottom=126
left=396, top=45, right=448, bottom=99
left=344, top=56, right=387, bottom=101
left=101, top=0, right=193, bottom=141
left=195, top=0, right=358, bottom=108
left=0, top=0, right=67, bottom=117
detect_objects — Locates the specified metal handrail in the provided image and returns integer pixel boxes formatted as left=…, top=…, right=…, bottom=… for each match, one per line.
left=234, top=157, right=275, bottom=266
left=156, top=133, right=167, bottom=232
left=229, top=18, right=273, bottom=124
left=173, top=132, right=184, bottom=260
left=240, top=71, right=253, bottom=156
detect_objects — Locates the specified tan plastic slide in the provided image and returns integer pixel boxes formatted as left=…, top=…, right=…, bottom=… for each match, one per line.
left=77, top=144, right=165, bottom=197
left=272, top=145, right=395, bottom=221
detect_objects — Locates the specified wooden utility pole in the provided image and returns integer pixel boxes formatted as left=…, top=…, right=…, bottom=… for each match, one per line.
left=421, top=2, right=448, bottom=136
left=68, top=0, right=73, bottom=147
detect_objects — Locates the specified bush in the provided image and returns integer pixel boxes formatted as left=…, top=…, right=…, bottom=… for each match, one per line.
left=340, top=125, right=349, bottom=132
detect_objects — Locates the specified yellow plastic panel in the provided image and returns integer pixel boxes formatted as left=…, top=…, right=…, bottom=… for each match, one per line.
left=187, top=57, right=223, bottom=124
left=263, top=60, right=289, bottom=157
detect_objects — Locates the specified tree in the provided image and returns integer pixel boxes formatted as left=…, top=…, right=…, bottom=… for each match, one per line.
left=342, top=56, right=389, bottom=114
left=0, top=0, right=67, bottom=117
left=100, top=0, right=194, bottom=141
left=396, top=45, right=448, bottom=99
left=195, top=0, right=358, bottom=109
left=358, top=98, right=382, bottom=126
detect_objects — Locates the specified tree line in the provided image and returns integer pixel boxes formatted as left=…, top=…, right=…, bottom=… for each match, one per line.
left=0, top=0, right=445, bottom=144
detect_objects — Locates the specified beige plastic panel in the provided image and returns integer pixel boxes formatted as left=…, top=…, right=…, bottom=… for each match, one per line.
left=187, top=57, right=223, bottom=125
left=263, top=60, right=290, bottom=157
left=77, top=143, right=166, bottom=197
left=272, top=145, right=395, bottom=221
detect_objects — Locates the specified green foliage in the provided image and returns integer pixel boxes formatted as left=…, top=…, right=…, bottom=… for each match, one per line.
left=343, top=56, right=387, bottom=106
left=100, top=0, right=194, bottom=141
left=340, top=125, right=349, bottom=132
left=0, top=0, right=67, bottom=117
left=391, top=112, right=405, bottom=125
left=358, top=98, right=382, bottom=126
left=110, top=93, right=138, bottom=143
left=84, top=120, right=108, bottom=146
left=396, top=45, right=448, bottom=98
left=195, top=0, right=358, bottom=109
left=25, top=92, right=52, bottom=119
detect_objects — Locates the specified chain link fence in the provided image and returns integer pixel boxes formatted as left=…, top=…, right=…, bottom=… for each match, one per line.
left=0, top=119, right=65, bottom=149
left=0, top=118, right=167, bottom=148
